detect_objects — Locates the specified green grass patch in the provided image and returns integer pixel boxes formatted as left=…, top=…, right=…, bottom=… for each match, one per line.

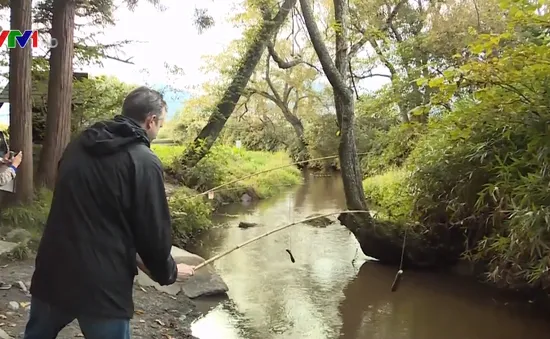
left=157, top=144, right=302, bottom=203
left=152, top=144, right=185, bottom=166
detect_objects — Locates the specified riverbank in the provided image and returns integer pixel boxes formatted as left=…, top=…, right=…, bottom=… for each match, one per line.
left=0, top=257, right=200, bottom=338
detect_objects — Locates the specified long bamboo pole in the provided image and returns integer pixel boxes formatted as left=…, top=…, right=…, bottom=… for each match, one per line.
left=194, top=210, right=370, bottom=270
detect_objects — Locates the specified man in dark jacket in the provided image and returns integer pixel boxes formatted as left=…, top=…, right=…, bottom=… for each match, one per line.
left=23, top=86, right=195, bottom=339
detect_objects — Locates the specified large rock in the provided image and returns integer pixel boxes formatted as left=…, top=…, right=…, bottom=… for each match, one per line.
left=6, top=228, right=32, bottom=244
left=0, top=240, right=17, bottom=256
left=135, top=246, right=228, bottom=299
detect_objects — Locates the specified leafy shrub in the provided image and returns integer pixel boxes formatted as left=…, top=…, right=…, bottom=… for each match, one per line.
left=304, top=114, right=340, bottom=169
left=362, top=1, right=550, bottom=290
left=0, top=188, right=53, bottom=233
left=363, top=168, right=414, bottom=223
left=168, top=188, right=212, bottom=247
left=0, top=188, right=53, bottom=250
left=361, top=123, right=424, bottom=177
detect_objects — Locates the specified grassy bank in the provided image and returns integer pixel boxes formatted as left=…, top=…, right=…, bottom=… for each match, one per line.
left=153, top=144, right=302, bottom=202
left=0, top=144, right=302, bottom=253
left=153, top=144, right=302, bottom=245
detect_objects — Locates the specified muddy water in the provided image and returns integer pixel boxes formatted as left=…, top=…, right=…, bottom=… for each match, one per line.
left=189, top=172, right=550, bottom=339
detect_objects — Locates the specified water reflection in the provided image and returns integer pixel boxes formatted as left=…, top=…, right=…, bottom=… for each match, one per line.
left=190, top=173, right=550, bottom=339
left=339, top=262, right=550, bottom=339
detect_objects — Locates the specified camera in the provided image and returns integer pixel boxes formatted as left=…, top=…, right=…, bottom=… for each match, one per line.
left=0, top=131, right=9, bottom=158
left=0, top=131, right=16, bottom=160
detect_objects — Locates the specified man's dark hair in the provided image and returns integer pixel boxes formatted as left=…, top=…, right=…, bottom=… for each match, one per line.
left=121, top=86, right=167, bottom=123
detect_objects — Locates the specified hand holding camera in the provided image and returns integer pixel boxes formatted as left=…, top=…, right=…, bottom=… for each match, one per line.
left=2, top=151, right=22, bottom=168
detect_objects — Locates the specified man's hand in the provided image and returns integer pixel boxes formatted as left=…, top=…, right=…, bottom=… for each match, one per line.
left=176, top=263, right=195, bottom=281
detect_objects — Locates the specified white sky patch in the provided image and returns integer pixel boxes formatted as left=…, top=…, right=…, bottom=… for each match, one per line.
left=84, top=0, right=244, bottom=92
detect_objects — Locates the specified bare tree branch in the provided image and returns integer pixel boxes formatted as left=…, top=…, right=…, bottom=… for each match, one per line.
left=350, top=0, right=407, bottom=54
left=267, top=40, right=321, bottom=72
left=101, top=54, right=134, bottom=64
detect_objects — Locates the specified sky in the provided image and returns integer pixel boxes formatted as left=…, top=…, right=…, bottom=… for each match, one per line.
left=0, top=0, right=389, bottom=124
left=82, top=0, right=243, bottom=92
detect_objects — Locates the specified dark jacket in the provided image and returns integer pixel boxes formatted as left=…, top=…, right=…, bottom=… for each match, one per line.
left=30, top=115, right=177, bottom=319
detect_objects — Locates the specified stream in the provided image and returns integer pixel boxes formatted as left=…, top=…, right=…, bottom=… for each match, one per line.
left=188, top=172, right=550, bottom=339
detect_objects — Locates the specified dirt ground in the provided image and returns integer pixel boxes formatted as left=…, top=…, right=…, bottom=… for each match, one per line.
left=0, top=258, right=201, bottom=339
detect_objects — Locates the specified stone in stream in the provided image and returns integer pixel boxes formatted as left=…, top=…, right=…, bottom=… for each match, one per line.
left=303, top=214, right=333, bottom=228
left=135, top=246, right=228, bottom=299
left=238, top=221, right=258, bottom=229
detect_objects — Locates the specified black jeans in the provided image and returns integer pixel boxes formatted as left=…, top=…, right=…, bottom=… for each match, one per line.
left=23, top=297, right=130, bottom=339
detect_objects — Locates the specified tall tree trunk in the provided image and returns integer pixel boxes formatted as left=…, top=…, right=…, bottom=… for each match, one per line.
left=9, top=0, right=33, bottom=203
left=299, top=0, right=367, bottom=211
left=300, top=0, right=409, bottom=264
left=179, top=0, right=298, bottom=169
left=37, top=0, right=76, bottom=188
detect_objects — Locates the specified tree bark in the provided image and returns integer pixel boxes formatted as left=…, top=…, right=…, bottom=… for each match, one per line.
left=9, top=0, right=34, bottom=203
left=299, top=0, right=368, bottom=211
left=179, top=0, right=298, bottom=168
left=37, top=0, right=76, bottom=188
left=300, top=0, right=412, bottom=264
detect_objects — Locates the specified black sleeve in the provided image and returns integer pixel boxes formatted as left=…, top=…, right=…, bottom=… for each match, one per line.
left=132, top=151, right=177, bottom=285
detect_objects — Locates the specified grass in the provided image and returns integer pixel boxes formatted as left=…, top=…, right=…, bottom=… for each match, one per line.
left=152, top=144, right=303, bottom=202
left=0, top=188, right=53, bottom=257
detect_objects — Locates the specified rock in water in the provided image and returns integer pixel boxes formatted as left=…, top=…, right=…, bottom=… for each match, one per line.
left=304, top=214, right=333, bottom=227
left=238, top=221, right=258, bottom=229
left=241, top=193, right=252, bottom=203
left=135, top=246, right=229, bottom=299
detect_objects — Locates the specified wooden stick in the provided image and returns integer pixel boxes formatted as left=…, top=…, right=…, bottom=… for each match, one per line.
left=190, top=152, right=368, bottom=199
left=194, top=210, right=370, bottom=270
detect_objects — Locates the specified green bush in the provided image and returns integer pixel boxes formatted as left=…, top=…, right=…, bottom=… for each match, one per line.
left=361, top=123, right=424, bottom=177
left=304, top=114, right=340, bottom=169
left=151, top=144, right=185, bottom=168
left=359, top=1, right=550, bottom=290
left=0, top=188, right=53, bottom=241
left=168, top=188, right=213, bottom=247
left=363, top=168, right=414, bottom=223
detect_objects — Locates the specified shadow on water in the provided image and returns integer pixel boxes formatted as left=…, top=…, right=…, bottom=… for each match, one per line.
left=189, top=171, right=550, bottom=339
